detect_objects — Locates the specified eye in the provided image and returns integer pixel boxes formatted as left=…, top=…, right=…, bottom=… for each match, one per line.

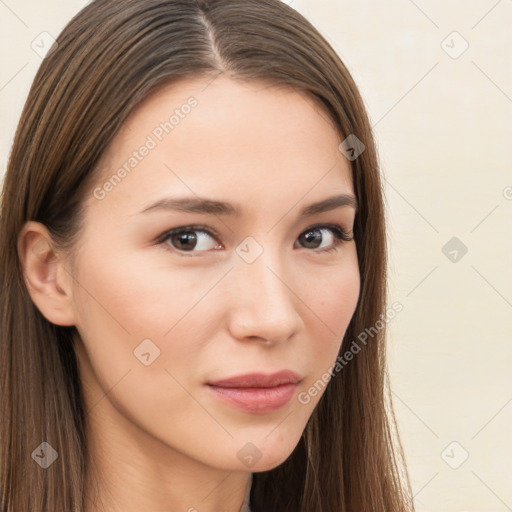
left=295, top=223, right=354, bottom=253
left=156, top=223, right=354, bottom=256
left=158, top=225, right=222, bottom=253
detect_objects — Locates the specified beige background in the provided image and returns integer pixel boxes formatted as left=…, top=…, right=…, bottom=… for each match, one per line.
left=1, top=1, right=511, bottom=510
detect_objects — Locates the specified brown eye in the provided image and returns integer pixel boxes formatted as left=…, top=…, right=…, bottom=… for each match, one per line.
left=299, top=229, right=323, bottom=248
left=161, top=226, right=221, bottom=253
left=171, top=231, right=199, bottom=251
left=296, top=224, right=353, bottom=252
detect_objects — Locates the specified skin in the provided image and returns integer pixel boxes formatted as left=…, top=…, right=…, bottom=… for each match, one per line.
left=18, top=75, right=360, bottom=512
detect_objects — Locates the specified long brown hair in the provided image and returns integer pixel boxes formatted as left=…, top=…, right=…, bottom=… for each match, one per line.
left=0, top=1, right=414, bottom=510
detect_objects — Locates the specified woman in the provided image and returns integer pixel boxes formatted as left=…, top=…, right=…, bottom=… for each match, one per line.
left=0, top=0, right=415, bottom=511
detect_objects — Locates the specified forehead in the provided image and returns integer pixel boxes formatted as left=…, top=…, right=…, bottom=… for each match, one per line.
left=85, top=75, right=354, bottom=220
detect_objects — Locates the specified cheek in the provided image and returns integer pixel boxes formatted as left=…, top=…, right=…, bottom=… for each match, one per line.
left=70, top=245, right=229, bottom=396
left=70, top=247, right=219, bottom=435
left=73, top=245, right=217, bottom=338
left=294, top=258, right=360, bottom=414
left=299, top=254, right=360, bottom=350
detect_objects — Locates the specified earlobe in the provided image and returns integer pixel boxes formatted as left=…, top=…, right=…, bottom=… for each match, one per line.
left=17, top=221, right=77, bottom=327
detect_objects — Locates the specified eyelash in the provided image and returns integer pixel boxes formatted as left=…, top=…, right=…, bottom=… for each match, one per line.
left=156, top=223, right=354, bottom=256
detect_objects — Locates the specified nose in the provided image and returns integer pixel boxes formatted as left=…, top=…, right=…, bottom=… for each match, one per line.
left=226, top=250, right=301, bottom=345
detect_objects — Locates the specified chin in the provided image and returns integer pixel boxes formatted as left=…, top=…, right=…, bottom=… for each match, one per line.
left=227, top=431, right=303, bottom=473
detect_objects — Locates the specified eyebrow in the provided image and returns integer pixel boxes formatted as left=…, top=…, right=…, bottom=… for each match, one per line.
left=139, top=193, right=358, bottom=218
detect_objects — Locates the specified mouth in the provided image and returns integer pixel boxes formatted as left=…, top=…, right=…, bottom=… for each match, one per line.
left=205, top=370, right=302, bottom=414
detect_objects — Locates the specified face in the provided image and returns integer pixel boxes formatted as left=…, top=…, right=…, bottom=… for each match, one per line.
left=65, top=76, right=360, bottom=473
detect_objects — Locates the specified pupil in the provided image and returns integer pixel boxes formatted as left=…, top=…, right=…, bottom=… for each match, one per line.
left=175, top=232, right=197, bottom=250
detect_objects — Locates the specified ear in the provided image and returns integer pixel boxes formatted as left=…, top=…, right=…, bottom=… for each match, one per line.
left=17, top=221, right=77, bottom=326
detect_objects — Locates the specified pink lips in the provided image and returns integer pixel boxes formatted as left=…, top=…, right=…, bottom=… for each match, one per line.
left=206, top=370, right=301, bottom=414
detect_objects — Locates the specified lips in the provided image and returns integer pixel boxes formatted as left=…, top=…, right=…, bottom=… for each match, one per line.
left=206, top=370, right=302, bottom=414
left=207, top=370, right=301, bottom=388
